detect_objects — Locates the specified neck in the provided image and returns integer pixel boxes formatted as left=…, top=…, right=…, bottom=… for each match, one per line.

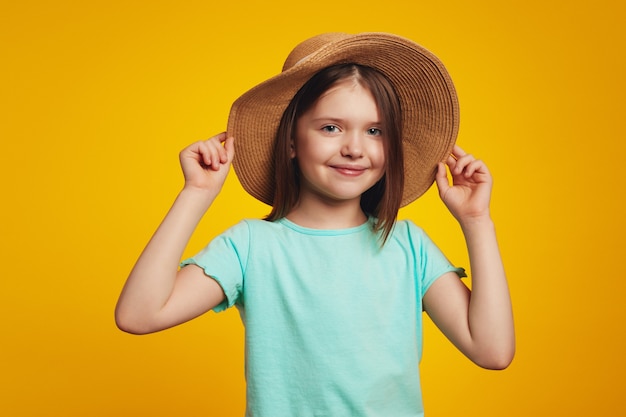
left=286, top=196, right=367, bottom=229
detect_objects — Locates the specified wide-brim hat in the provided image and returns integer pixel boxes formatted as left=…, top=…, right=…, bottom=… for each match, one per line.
left=227, top=32, right=459, bottom=207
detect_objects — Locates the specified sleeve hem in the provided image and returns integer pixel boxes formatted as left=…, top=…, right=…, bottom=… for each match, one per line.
left=179, top=259, right=236, bottom=313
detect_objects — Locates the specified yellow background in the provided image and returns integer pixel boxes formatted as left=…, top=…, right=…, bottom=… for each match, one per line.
left=1, top=0, right=624, bottom=415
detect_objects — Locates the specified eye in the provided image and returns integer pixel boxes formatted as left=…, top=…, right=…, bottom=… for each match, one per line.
left=367, top=128, right=382, bottom=136
left=321, top=125, right=340, bottom=133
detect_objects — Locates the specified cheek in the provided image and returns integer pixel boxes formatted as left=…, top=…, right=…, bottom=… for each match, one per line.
left=372, top=142, right=386, bottom=169
left=294, top=134, right=330, bottom=162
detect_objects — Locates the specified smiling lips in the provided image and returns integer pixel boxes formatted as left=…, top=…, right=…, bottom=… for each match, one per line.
left=331, top=164, right=368, bottom=176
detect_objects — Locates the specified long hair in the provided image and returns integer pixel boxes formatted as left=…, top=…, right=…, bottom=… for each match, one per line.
left=266, top=63, right=404, bottom=244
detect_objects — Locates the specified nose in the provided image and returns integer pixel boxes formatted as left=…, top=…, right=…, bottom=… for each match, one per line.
left=340, top=132, right=363, bottom=158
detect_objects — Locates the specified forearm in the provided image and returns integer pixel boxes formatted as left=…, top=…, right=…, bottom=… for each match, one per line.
left=115, top=187, right=217, bottom=331
left=461, top=216, right=515, bottom=368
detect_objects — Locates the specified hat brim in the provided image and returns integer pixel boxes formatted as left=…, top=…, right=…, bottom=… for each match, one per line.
left=228, top=32, right=459, bottom=207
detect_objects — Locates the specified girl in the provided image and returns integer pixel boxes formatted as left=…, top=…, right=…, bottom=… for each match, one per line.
left=116, top=32, right=514, bottom=416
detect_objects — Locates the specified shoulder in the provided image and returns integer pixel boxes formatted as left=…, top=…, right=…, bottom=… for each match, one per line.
left=389, top=219, right=428, bottom=241
left=237, top=218, right=284, bottom=238
left=220, top=218, right=277, bottom=235
left=388, top=219, right=445, bottom=258
left=223, top=218, right=288, bottom=248
left=240, top=218, right=277, bottom=230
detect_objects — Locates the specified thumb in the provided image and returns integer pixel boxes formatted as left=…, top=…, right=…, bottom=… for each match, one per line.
left=434, top=162, right=450, bottom=197
left=224, top=135, right=235, bottom=162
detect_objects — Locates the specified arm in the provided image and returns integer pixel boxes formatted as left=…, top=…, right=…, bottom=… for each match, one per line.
left=423, top=145, right=515, bottom=369
left=115, top=132, right=234, bottom=335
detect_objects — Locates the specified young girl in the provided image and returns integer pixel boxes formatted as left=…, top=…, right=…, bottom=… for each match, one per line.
left=116, top=32, right=514, bottom=416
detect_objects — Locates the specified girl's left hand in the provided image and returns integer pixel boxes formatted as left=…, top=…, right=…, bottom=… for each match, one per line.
left=435, top=145, right=493, bottom=224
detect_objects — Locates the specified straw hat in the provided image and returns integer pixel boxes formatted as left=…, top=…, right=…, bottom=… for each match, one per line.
left=227, top=32, right=459, bottom=207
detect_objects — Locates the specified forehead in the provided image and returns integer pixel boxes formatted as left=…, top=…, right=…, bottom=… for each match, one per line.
left=310, top=80, right=379, bottom=113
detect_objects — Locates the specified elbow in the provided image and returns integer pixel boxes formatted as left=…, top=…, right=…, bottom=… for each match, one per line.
left=115, top=314, right=144, bottom=335
left=114, top=307, right=156, bottom=335
left=478, top=355, right=514, bottom=371
left=474, top=346, right=516, bottom=370
left=115, top=318, right=147, bottom=335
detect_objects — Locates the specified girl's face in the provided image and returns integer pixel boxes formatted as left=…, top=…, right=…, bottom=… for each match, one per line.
left=292, top=79, right=386, bottom=207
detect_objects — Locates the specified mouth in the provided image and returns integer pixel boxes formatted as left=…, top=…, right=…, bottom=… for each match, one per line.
left=331, top=164, right=367, bottom=176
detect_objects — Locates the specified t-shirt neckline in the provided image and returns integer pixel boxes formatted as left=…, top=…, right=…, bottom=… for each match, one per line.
left=277, top=217, right=373, bottom=236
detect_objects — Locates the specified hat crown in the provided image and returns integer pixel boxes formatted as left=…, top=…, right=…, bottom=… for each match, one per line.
left=281, top=33, right=350, bottom=72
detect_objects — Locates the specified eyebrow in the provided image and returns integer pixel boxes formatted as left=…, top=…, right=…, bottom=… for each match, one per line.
left=309, top=117, right=382, bottom=125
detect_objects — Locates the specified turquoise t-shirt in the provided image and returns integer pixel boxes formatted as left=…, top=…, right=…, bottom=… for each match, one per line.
left=182, top=218, right=465, bottom=417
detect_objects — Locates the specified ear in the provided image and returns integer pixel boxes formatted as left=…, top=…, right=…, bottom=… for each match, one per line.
left=289, top=139, right=296, bottom=159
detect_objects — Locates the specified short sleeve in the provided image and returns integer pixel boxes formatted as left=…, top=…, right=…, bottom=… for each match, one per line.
left=180, top=221, right=250, bottom=312
left=404, top=221, right=467, bottom=298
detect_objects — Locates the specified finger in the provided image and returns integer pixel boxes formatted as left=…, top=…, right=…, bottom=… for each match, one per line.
left=214, top=140, right=228, bottom=165
left=451, top=144, right=467, bottom=159
left=462, top=159, right=480, bottom=178
left=214, top=131, right=228, bottom=143
left=194, top=140, right=219, bottom=171
left=466, top=159, right=491, bottom=180
left=456, top=159, right=491, bottom=186
left=197, top=141, right=216, bottom=168
left=210, top=142, right=224, bottom=170
left=445, top=154, right=457, bottom=172
left=199, top=135, right=226, bottom=169
left=435, top=162, right=450, bottom=195
left=452, top=153, right=475, bottom=176
left=224, top=135, right=235, bottom=161
left=210, top=132, right=230, bottom=164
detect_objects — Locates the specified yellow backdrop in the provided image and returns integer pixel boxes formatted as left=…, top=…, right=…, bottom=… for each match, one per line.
left=2, top=0, right=624, bottom=415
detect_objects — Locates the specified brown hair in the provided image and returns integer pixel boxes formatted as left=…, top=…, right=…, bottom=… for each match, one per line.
left=266, top=63, right=404, bottom=244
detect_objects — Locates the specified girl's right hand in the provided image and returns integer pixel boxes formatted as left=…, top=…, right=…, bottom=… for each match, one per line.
left=179, top=132, right=235, bottom=193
